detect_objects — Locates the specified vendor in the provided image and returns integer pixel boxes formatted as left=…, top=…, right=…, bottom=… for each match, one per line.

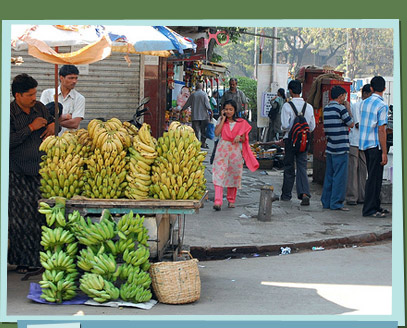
left=9, top=73, right=55, bottom=274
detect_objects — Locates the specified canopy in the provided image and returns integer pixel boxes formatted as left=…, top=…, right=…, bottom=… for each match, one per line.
left=11, top=24, right=197, bottom=64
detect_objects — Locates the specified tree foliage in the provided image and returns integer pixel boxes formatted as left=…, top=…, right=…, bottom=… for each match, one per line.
left=213, top=26, right=393, bottom=80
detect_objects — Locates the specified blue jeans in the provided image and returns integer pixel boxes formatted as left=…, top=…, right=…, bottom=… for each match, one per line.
left=321, top=153, right=349, bottom=209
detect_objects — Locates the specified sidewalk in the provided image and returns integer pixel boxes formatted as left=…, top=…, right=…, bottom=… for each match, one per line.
left=184, top=140, right=392, bottom=259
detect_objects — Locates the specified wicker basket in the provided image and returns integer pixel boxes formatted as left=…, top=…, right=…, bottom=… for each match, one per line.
left=149, top=257, right=201, bottom=304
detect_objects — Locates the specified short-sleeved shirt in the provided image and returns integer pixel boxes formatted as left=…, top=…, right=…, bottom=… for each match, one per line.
left=359, top=93, right=388, bottom=151
left=40, top=86, right=85, bottom=135
left=220, top=89, right=248, bottom=113
left=280, top=97, right=316, bottom=139
left=323, top=101, right=353, bottom=154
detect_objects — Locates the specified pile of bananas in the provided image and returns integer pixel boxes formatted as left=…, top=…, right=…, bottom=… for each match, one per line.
left=122, top=121, right=139, bottom=137
left=39, top=132, right=87, bottom=199
left=116, top=211, right=149, bottom=247
left=150, top=123, right=207, bottom=200
left=39, top=267, right=78, bottom=303
left=79, top=273, right=120, bottom=303
left=87, top=118, right=132, bottom=153
left=38, top=200, right=79, bottom=303
left=82, top=118, right=134, bottom=199
left=72, top=128, right=95, bottom=151
left=125, top=123, right=157, bottom=200
left=72, top=215, right=116, bottom=249
left=77, top=245, right=120, bottom=281
left=38, top=200, right=67, bottom=227
left=119, top=268, right=152, bottom=303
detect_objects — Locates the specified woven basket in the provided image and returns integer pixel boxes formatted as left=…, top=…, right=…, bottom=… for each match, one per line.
left=149, top=258, right=201, bottom=304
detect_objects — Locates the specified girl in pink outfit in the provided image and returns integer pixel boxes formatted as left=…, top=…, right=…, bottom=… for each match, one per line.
left=212, top=99, right=259, bottom=211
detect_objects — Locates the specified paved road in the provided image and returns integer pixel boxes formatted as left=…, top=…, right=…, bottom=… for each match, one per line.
left=7, top=241, right=391, bottom=316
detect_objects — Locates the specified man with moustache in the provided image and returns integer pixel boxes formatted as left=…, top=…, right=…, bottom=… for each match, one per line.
left=9, top=73, right=55, bottom=273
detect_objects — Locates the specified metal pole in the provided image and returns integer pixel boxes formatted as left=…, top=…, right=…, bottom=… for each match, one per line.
left=54, top=47, right=59, bottom=136
left=272, top=27, right=278, bottom=83
left=254, top=27, right=258, bottom=80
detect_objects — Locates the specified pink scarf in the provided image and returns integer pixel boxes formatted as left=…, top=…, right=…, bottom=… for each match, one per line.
left=221, top=119, right=259, bottom=172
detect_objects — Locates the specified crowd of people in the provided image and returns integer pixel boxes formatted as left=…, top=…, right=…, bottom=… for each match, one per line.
left=8, top=70, right=390, bottom=273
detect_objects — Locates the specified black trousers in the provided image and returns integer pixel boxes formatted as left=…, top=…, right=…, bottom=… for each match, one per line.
left=192, top=119, right=209, bottom=145
left=363, top=147, right=384, bottom=216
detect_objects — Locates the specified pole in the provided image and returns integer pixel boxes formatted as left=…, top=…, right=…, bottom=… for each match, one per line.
left=272, top=27, right=278, bottom=84
left=54, top=47, right=59, bottom=136
left=254, top=27, right=258, bottom=80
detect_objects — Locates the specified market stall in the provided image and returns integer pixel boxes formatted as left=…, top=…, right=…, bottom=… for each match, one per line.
left=164, top=60, right=227, bottom=130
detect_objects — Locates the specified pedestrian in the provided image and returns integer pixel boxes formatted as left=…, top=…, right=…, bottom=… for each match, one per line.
left=220, top=78, right=249, bottom=118
left=40, top=64, right=85, bottom=136
left=359, top=76, right=389, bottom=217
left=210, top=90, right=219, bottom=119
left=345, top=84, right=371, bottom=205
left=280, top=80, right=316, bottom=205
left=321, top=86, right=354, bottom=211
left=9, top=73, right=56, bottom=273
left=212, top=99, right=259, bottom=211
left=182, top=82, right=213, bottom=149
left=267, top=88, right=286, bottom=141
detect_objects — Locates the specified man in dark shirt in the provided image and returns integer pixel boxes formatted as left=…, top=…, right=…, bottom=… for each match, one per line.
left=9, top=73, right=55, bottom=273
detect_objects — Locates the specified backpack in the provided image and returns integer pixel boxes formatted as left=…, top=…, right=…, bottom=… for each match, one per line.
left=268, top=99, right=280, bottom=120
left=287, top=101, right=310, bottom=153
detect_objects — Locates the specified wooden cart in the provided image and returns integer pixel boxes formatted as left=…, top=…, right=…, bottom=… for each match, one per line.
left=40, top=192, right=207, bottom=261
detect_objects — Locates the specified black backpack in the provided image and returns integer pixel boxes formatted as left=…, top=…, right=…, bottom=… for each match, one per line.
left=268, top=99, right=280, bottom=120
left=287, top=101, right=310, bottom=153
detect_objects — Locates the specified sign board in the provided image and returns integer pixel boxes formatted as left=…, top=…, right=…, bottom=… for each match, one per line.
left=261, top=92, right=277, bottom=118
left=144, top=55, right=159, bottom=66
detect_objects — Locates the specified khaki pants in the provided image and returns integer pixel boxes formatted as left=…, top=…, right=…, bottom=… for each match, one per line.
left=346, top=146, right=367, bottom=203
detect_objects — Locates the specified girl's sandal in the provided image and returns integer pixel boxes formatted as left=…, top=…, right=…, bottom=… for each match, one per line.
left=213, top=205, right=221, bottom=211
left=228, top=202, right=235, bottom=208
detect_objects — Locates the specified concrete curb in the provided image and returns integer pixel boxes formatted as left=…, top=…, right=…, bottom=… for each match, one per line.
left=190, top=230, right=392, bottom=260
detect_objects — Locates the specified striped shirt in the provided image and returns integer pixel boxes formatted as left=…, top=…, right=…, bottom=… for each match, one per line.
left=10, top=100, right=54, bottom=176
left=323, top=101, right=353, bottom=154
left=359, top=93, right=388, bottom=151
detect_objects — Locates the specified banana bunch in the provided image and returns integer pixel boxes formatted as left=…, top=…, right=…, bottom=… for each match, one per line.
left=79, top=272, right=120, bottom=303
left=38, top=201, right=67, bottom=227
left=39, top=132, right=86, bottom=199
left=72, top=128, right=94, bottom=151
left=76, top=245, right=118, bottom=281
left=150, top=126, right=207, bottom=200
left=72, top=216, right=116, bottom=247
left=87, top=118, right=132, bottom=153
left=39, top=249, right=76, bottom=272
left=119, top=282, right=152, bottom=303
left=39, top=268, right=78, bottom=303
left=40, top=226, right=76, bottom=251
left=125, top=123, right=157, bottom=200
left=122, top=121, right=139, bottom=137
left=122, top=244, right=150, bottom=269
left=82, top=147, right=128, bottom=199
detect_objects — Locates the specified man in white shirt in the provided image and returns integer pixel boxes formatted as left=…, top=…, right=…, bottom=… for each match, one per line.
left=40, top=65, right=85, bottom=136
left=280, top=80, right=316, bottom=206
left=345, top=84, right=371, bottom=205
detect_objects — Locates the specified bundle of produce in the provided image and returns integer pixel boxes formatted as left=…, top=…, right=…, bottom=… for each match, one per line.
left=76, top=211, right=152, bottom=304
left=150, top=122, right=207, bottom=200
left=72, top=128, right=95, bottom=151
left=38, top=132, right=87, bottom=199
left=81, top=118, right=132, bottom=199
left=79, top=272, right=120, bottom=303
left=125, top=123, right=157, bottom=200
left=122, top=121, right=139, bottom=138
left=38, top=198, right=79, bottom=303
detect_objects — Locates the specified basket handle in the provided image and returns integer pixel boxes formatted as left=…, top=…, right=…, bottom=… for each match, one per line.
left=179, top=250, right=194, bottom=260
